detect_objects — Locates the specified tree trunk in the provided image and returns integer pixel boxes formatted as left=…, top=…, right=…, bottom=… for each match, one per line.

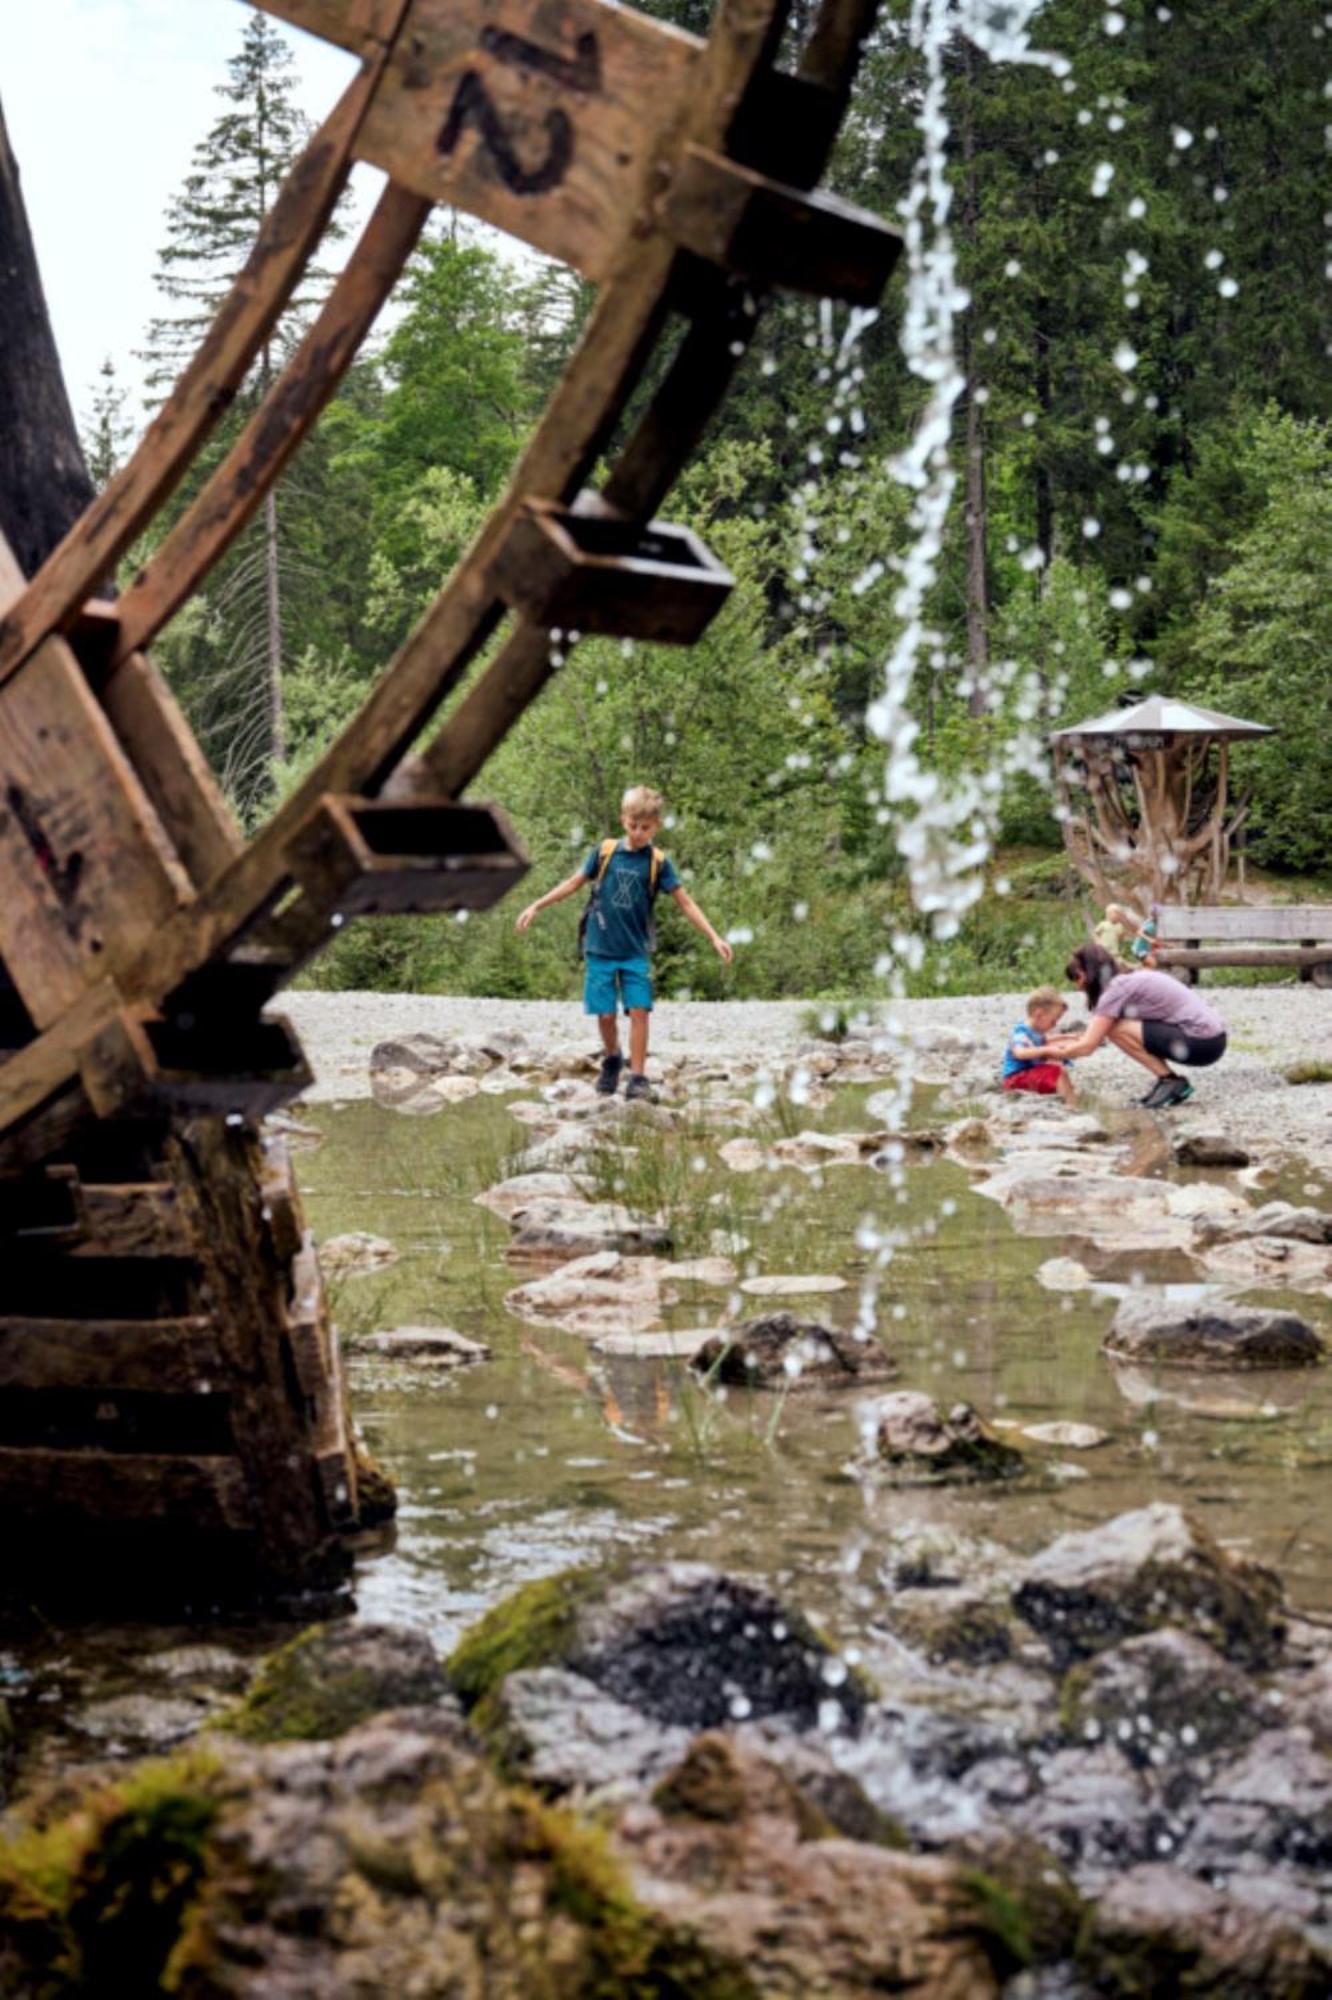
left=0, top=98, right=95, bottom=577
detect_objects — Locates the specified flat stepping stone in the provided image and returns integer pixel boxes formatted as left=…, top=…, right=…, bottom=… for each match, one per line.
left=1104, top=1294, right=1325, bottom=1370
left=1019, top=1421, right=1109, bottom=1449
left=320, top=1231, right=399, bottom=1276
left=739, top=1274, right=848, bottom=1297
left=1036, top=1257, right=1093, bottom=1291
left=592, top=1329, right=715, bottom=1359
left=359, top=1328, right=491, bottom=1366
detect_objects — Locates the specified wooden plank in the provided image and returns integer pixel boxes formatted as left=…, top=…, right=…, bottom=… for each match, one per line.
left=247, top=0, right=408, bottom=53
left=0, top=1447, right=253, bottom=1533
left=0, top=637, right=193, bottom=1025
left=351, top=0, right=700, bottom=282
left=489, top=502, right=732, bottom=642
left=1157, top=905, right=1332, bottom=943
left=98, top=652, right=243, bottom=891
left=0, top=36, right=407, bottom=690
left=112, top=181, right=431, bottom=668
left=79, top=1006, right=312, bottom=1122
left=0, top=1316, right=221, bottom=1393
left=1156, top=947, right=1332, bottom=970
left=72, top=1184, right=194, bottom=1259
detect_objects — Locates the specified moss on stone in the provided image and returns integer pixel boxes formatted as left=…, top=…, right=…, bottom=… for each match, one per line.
left=0, top=1748, right=223, bottom=1996
left=447, top=1567, right=605, bottom=1722
left=351, top=1444, right=397, bottom=1528
left=960, top=1868, right=1035, bottom=1977
left=216, top=1620, right=442, bottom=1743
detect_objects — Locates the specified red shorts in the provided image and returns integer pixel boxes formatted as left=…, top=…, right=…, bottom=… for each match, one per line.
left=1004, top=1063, right=1064, bottom=1095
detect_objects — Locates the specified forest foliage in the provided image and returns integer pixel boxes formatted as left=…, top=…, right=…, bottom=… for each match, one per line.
left=85, top=1, right=1331, bottom=1000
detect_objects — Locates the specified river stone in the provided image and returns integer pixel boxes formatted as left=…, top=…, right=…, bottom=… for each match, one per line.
left=359, top=1327, right=490, bottom=1366
left=504, top=1250, right=662, bottom=1336
left=1020, top=1422, right=1109, bottom=1449
left=1171, top=1126, right=1252, bottom=1167
left=318, top=1230, right=399, bottom=1276
left=718, top=1136, right=766, bottom=1172
left=1012, top=1502, right=1286, bottom=1669
left=1061, top=1628, right=1284, bottom=1766
left=690, top=1314, right=897, bottom=1390
left=143, top=1643, right=253, bottom=1694
left=474, top=1170, right=585, bottom=1217
left=1089, top=1864, right=1332, bottom=1998
left=369, top=1032, right=462, bottom=1107
left=480, top=1665, right=690, bottom=1792
left=617, top=1734, right=1008, bottom=1999
left=506, top=1198, right=671, bottom=1260
left=70, top=1691, right=212, bottom=1753
left=1036, top=1258, right=1095, bottom=1292
left=1176, top=1726, right=1332, bottom=1879
left=1104, top=1293, right=1325, bottom=1370
left=870, top=1392, right=1026, bottom=1482
left=738, top=1273, right=848, bottom=1298
left=450, top=1562, right=866, bottom=1736
left=1197, top=1199, right=1332, bottom=1246
left=220, top=1621, right=449, bottom=1742
left=769, top=1130, right=870, bottom=1169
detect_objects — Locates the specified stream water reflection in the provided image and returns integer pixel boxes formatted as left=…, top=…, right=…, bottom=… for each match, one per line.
left=298, top=1086, right=1332, bottom=1668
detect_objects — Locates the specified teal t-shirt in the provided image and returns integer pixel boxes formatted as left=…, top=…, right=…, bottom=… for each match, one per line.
left=582, top=841, right=681, bottom=959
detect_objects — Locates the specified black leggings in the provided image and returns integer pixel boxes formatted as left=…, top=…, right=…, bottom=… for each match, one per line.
left=1142, top=1020, right=1228, bottom=1068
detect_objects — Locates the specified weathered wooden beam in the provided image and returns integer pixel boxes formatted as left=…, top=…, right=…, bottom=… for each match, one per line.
left=1156, top=946, right=1332, bottom=970
left=0, top=1446, right=254, bottom=1533
left=489, top=503, right=733, bottom=643
left=1157, top=905, right=1332, bottom=944
left=287, top=794, right=530, bottom=917
left=78, top=1006, right=311, bottom=1123
left=0, top=1315, right=220, bottom=1393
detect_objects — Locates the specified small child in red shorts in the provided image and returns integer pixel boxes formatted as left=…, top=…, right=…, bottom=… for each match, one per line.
left=1002, top=987, right=1075, bottom=1102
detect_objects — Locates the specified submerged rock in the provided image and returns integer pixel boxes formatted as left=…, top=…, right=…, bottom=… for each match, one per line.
left=691, top=1313, right=897, bottom=1390
left=369, top=1031, right=461, bottom=1110
left=1013, top=1502, right=1286, bottom=1670
left=738, top=1273, right=848, bottom=1298
left=869, top=1392, right=1027, bottom=1483
left=1171, top=1126, right=1252, bottom=1167
left=317, top=1229, right=399, bottom=1276
left=474, top=1169, right=586, bottom=1217
left=448, top=1562, right=868, bottom=1738
left=358, top=1326, right=490, bottom=1366
left=1103, top=1293, right=1325, bottom=1370
left=218, top=1621, right=449, bottom=1742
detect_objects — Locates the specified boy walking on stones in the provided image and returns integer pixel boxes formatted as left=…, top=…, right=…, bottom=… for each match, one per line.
left=516, top=785, right=732, bottom=1100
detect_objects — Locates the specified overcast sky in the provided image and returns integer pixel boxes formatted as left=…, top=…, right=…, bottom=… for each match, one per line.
left=5, top=1, right=378, bottom=441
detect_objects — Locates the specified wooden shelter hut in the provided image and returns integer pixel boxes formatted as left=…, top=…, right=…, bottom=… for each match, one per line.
left=1050, top=694, right=1273, bottom=908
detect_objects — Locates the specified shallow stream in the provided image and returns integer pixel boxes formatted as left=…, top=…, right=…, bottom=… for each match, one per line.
left=300, top=1082, right=1332, bottom=1665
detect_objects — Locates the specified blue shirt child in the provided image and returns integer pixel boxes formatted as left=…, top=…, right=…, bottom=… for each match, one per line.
left=1002, top=1020, right=1049, bottom=1079
left=582, top=841, right=682, bottom=960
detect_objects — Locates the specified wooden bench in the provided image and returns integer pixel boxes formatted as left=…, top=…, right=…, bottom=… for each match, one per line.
left=1155, top=905, right=1332, bottom=987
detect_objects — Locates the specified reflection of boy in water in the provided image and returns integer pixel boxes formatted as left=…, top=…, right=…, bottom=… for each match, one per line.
left=515, top=785, right=732, bottom=1102
left=1002, top=986, right=1076, bottom=1101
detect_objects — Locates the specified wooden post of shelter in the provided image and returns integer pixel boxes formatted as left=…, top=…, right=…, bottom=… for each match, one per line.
left=1049, top=694, right=1273, bottom=912
left=0, top=0, right=901, bottom=1610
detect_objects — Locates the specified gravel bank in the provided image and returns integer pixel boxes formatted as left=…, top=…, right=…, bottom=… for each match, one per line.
left=280, top=986, right=1332, bottom=1157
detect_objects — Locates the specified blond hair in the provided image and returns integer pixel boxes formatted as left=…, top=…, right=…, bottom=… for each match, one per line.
left=621, top=784, right=664, bottom=820
left=1027, top=985, right=1063, bottom=1018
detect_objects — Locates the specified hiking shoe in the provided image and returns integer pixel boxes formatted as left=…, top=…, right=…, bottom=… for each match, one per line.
left=1139, top=1076, right=1175, bottom=1108
left=595, top=1052, right=624, bottom=1097
left=1156, top=1075, right=1195, bottom=1108
left=624, top=1073, right=655, bottom=1103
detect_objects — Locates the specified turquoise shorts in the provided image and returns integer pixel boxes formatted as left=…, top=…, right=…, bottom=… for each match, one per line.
left=584, top=956, right=653, bottom=1015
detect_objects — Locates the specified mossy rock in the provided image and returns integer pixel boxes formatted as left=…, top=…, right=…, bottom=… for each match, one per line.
left=889, top=1589, right=1016, bottom=1665
left=217, top=1619, right=446, bottom=1742
left=652, top=1732, right=909, bottom=1851
left=351, top=1443, right=398, bottom=1528
left=871, top=1392, right=1027, bottom=1484
left=448, top=1567, right=608, bottom=1732
left=0, top=1748, right=222, bottom=1996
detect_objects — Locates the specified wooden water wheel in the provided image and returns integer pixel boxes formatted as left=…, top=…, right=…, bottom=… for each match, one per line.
left=0, top=0, right=898, bottom=1607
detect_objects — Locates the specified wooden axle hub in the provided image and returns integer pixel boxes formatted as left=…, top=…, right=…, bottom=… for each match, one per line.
left=0, top=0, right=898, bottom=1602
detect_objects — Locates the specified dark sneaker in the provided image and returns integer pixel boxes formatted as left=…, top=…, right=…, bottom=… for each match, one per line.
left=1139, top=1076, right=1175, bottom=1108
left=1158, top=1075, right=1195, bottom=1108
left=624, top=1073, right=654, bottom=1103
left=595, top=1052, right=624, bottom=1097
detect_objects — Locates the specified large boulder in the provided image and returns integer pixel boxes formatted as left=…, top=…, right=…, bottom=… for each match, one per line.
left=1103, top=1293, right=1325, bottom=1370
left=448, top=1563, right=868, bottom=1738
left=1088, top=1864, right=1332, bottom=1998
left=869, top=1392, right=1026, bottom=1483
left=1012, top=1503, right=1286, bottom=1669
left=690, top=1314, right=897, bottom=1390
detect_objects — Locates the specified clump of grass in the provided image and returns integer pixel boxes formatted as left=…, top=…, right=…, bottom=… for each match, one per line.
left=798, top=1001, right=880, bottom=1042
left=1285, top=1059, right=1332, bottom=1086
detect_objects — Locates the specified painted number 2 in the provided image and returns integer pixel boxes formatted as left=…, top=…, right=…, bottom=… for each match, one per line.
left=437, top=27, right=602, bottom=197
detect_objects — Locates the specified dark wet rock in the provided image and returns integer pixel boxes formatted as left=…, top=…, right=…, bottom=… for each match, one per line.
left=1088, top=1863, right=1332, bottom=1997
left=870, top=1392, right=1027, bottom=1482
left=691, top=1313, right=897, bottom=1390
left=368, top=1031, right=462, bottom=1109
left=617, top=1733, right=1014, bottom=1997
left=1279, top=1655, right=1332, bottom=1746
left=448, top=1562, right=867, bottom=1738
left=480, top=1665, right=689, bottom=1792
left=218, top=1621, right=449, bottom=1742
left=358, top=1326, right=491, bottom=1365
left=506, top=1197, right=671, bottom=1260
left=1177, top=1726, right=1332, bottom=1876
left=1197, top=1198, right=1332, bottom=1246
left=1103, top=1293, right=1324, bottom=1370
left=1012, top=1502, right=1286, bottom=1670
left=1059, top=1629, right=1284, bottom=1766
left=1170, top=1127, right=1253, bottom=1167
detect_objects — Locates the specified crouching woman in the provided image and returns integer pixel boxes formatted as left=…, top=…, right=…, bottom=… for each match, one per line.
left=1042, top=943, right=1227, bottom=1110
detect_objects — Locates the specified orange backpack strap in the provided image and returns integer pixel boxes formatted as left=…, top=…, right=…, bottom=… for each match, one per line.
left=594, top=837, right=618, bottom=885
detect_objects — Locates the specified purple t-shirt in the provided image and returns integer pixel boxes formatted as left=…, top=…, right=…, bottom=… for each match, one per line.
left=1095, top=971, right=1225, bottom=1041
